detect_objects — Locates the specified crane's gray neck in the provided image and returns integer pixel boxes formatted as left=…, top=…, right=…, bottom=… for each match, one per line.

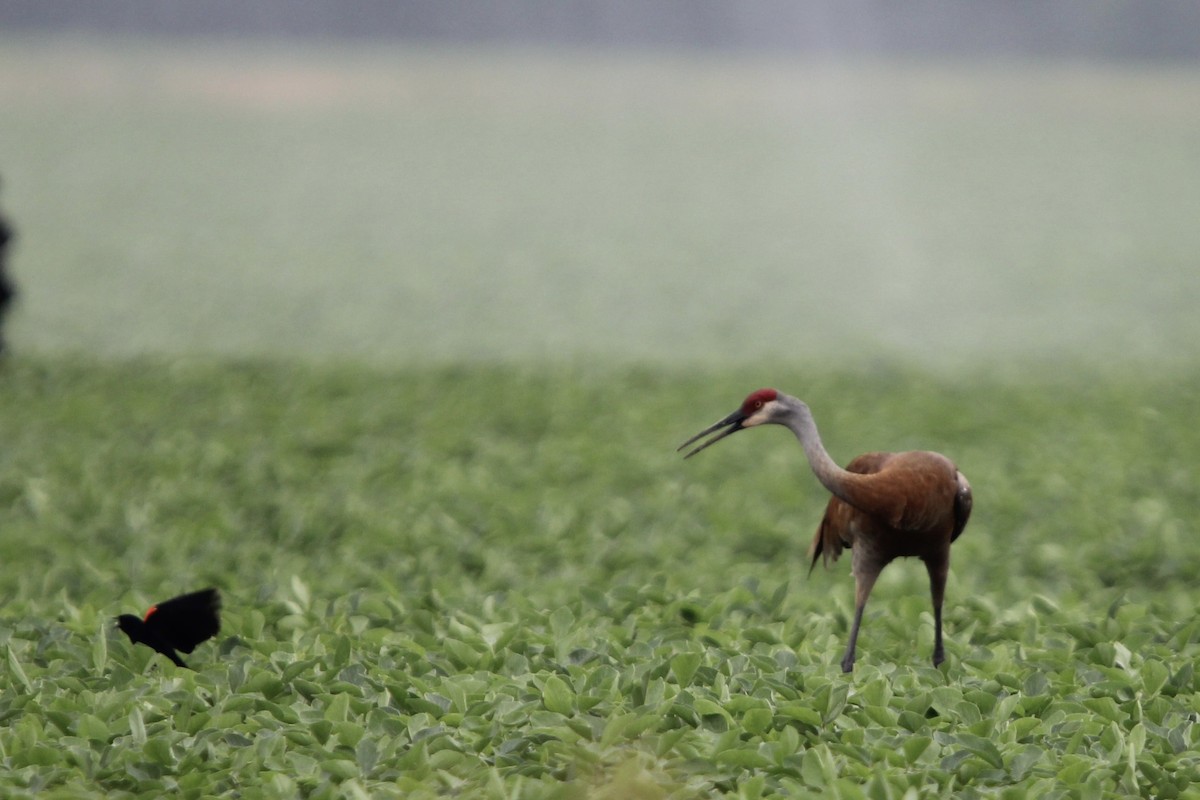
left=777, top=394, right=848, bottom=495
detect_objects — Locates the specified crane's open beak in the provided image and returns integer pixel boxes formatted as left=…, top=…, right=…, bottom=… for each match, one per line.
left=677, top=410, right=746, bottom=459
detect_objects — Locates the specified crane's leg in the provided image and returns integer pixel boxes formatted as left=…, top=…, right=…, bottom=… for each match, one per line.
left=924, top=556, right=949, bottom=667
left=841, top=566, right=881, bottom=673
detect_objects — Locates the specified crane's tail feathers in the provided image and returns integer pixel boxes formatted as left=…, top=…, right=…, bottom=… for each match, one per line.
left=808, top=519, right=846, bottom=575
left=807, top=540, right=823, bottom=576
left=951, top=471, right=973, bottom=543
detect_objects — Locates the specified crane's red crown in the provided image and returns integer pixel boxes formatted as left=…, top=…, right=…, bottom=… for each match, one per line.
left=740, top=388, right=778, bottom=416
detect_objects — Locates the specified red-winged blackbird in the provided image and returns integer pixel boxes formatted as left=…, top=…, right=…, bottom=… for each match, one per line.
left=116, top=588, right=221, bottom=668
left=0, top=178, right=15, bottom=356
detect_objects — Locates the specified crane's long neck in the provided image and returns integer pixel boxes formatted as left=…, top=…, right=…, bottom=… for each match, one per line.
left=779, top=396, right=856, bottom=502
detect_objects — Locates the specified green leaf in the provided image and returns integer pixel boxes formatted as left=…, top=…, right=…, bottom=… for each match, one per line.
left=857, top=677, right=892, bottom=707
left=311, top=720, right=334, bottom=746
left=549, top=606, right=575, bottom=641
left=1082, top=697, right=1127, bottom=724
left=429, top=748, right=468, bottom=771
left=76, top=714, right=109, bottom=742
left=778, top=702, right=822, bottom=728
left=692, top=697, right=732, bottom=721
left=714, top=747, right=771, bottom=768
left=336, top=721, right=366, bottom=749
left=670, top=652, right=702, bottom=687
left=281, top=658, right=318, bottom=683
left=902, top=736, right=932, bottom=765
left=93, top=622, right=109, bottom=673
left=339, top=780, right=373, bottom=800
left=7, top=644, right=32, bottom=693
left=1031, top=595, right=1060, bottom=614
left=1126, top=723, right=1146, bottom=760
left=334, top=634, right=353, bottom=666
left=897, top=710, right=928, bottom=733
left=1008, top=744, right=1043, bottom=780
left=819, top=682, right=849, bottom=724
left=443, top=638, right=478, bottom=669
left=129, top=706, right=147, bottom=746
left=600, top=713, right=633, bottom=748
left=1022, top=671, right=1049, bottom=696
left=245, top=609, right=266, bottom=640
left=743, top=627, right=781, bottom=645
left=774, top=724, right=802, bottom=759
left=993, top=692, right=1021, bottom=722
left=291, top=574, right=311, bottom=611
left=143, top=736, right=173, bottom=766
left=266, top=773, right=298, bottom=798
left=1140, top=659, right=1169, bottom=696
left=742, top=707, right=774, bottom=736
left=800, top=746, right=834, bottom=789
left=542, top=675, right=574, bottom=716
left=954, top=733, right=1005, bottom=769
left=325, top=692, right=351, bottom=723
left=738, top=775, right=768, bottom=800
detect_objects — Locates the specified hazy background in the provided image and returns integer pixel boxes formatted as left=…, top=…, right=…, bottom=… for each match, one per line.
left=7, top=1, right=1200, bottom=59
left=2, top=1, right=1198, bottom=369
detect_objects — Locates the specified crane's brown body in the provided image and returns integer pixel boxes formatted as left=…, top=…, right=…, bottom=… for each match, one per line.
left=680, top=388, right=972, bottom=673
left=812, top=451, right=968, bottom=558
left=811, top=450, right=972, bottom=672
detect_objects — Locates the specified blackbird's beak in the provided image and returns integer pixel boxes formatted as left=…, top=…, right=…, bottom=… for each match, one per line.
left=677, top=410, right=746, bottom=459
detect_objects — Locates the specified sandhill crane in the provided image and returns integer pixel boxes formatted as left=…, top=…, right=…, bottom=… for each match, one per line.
left=679, top=388, right=972, bottom=672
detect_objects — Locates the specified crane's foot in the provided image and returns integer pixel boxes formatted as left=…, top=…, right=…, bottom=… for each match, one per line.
left=840, top=655, right=855, bottom=673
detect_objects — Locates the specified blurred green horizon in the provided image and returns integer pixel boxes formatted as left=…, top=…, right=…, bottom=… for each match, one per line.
left=2, top=37, right=1198, bottom=370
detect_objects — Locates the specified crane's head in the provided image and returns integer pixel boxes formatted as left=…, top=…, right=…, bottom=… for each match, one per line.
left=677, top=388, right=780, bottom=458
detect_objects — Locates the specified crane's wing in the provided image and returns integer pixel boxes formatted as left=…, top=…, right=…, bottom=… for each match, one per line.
left=808, top=452, right=892, bottom=572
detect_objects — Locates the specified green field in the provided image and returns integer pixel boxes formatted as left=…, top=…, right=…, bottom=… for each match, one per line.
left=2, top=38, right=1200, bottom=798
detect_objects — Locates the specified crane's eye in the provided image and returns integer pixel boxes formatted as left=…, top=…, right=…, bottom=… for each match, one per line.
left=754, top=401, right=763, bottom=409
